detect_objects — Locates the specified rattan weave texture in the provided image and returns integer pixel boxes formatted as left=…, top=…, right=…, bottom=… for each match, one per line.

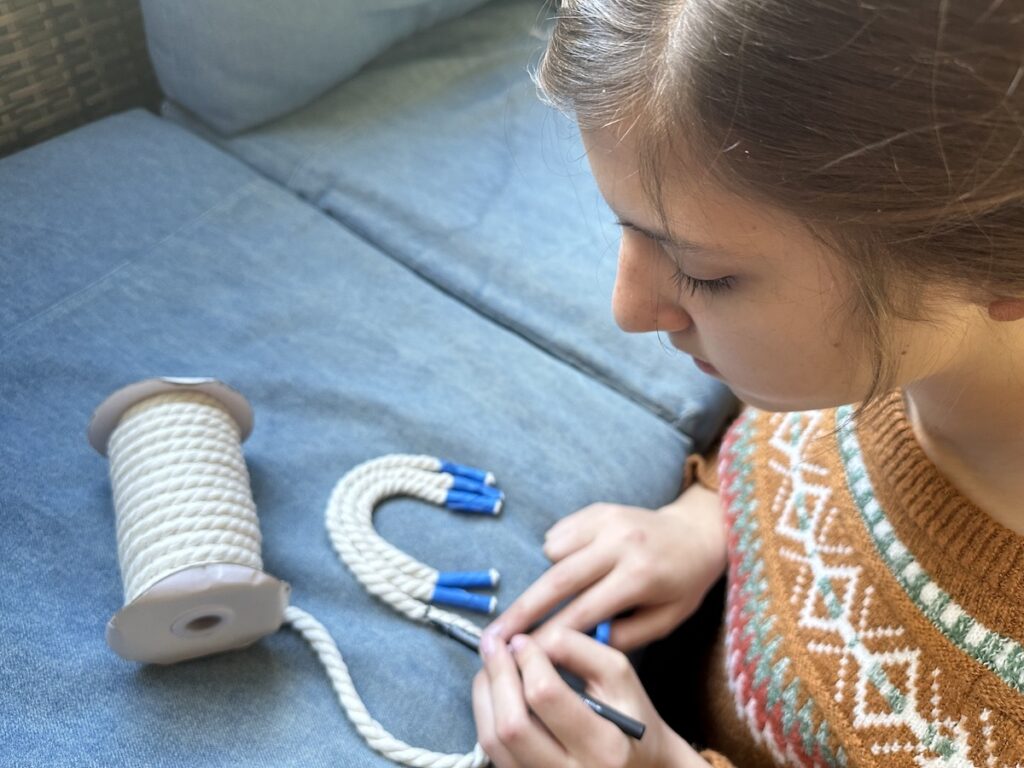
left=0, top=0, right=160, bottom=157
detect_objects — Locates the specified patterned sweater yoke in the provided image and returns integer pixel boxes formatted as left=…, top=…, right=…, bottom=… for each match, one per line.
left=698, top=392, right=1024, bottom=768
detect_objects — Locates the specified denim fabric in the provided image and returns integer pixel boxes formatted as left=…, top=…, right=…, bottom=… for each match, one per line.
left=162, top=0, right=738, bottom=449
left=1, top=110, right=691, bottom=766
left=140, top=0, right=488, bottom=134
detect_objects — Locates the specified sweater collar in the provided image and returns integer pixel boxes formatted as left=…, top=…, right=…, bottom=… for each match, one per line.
left=850, top=389, right=1024, bottom=634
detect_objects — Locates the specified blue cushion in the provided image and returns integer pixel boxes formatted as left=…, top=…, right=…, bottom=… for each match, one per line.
left=164, top=0, right=738, bottom=448
left=1, top=110, right=691, bottom=766
left=140, top=0, right=489, bottom=135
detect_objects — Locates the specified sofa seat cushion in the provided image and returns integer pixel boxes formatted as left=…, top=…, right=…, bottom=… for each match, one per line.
left=1, top=109, right=690, bottom=766
left=163, top=0, right=737, bottom=449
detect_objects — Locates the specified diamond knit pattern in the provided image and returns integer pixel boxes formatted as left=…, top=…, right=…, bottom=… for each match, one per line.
left=709, top=400, right=1024, bottom=767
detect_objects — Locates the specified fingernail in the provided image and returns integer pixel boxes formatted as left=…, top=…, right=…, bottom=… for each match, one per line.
left=486, top=622, right=504, bottom=639
left=509, top=635, right=528, bottom=653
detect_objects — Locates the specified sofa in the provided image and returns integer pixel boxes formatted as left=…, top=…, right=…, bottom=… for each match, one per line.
left=0, top=1, right=736, bottom=765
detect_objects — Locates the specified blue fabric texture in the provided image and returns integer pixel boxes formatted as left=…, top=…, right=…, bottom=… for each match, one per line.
left=163, top=0, right=737, bottom=446
left=1, top=111, right=693, bottom=766
left=139, top=0, right=488, bottom=134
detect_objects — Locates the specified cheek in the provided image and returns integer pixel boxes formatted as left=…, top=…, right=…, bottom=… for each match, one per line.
left=703, top=302, right=876, bottom=410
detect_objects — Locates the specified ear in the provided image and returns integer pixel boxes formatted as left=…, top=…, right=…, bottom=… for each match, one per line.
left=987, top=298, right=1024, bottom=322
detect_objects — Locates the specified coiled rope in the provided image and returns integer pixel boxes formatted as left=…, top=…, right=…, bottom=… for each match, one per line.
left=107, top=391, right=493, bottom=768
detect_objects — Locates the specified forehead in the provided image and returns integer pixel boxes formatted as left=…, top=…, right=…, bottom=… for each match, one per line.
left=581, top=125, right=833, bottom=268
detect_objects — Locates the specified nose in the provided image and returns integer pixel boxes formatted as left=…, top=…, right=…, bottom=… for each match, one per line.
left=611, top=233, right=693, bottom=334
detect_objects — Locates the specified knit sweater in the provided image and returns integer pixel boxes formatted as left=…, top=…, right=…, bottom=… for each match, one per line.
left=694, top=392, right=1024, bottom=767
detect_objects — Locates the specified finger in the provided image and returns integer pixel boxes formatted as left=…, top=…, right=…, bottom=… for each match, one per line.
left=542, top=524, right=596, bottom=562
left=532, top=569, right=640, bottom=646
left=536, top=627, right=642, bottom=695
left=543, top=503, right=606, bottom=545
left=611, top=603, right=689, bottom=651
left=510, top=634, right=615, bottom=759
left=472, top=670, right=523, bottom=768
left=482, top=632, right=568, bottom=765
left=543, top=510, right=603, bottom=562
left=487, top=546, right=617, bottom=640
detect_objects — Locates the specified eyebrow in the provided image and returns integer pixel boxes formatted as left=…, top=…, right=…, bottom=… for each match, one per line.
left=615, top=218, right=731, bottom=259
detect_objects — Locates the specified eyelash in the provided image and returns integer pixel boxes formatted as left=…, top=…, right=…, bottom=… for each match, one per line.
left=669, top=265, right=735, bottom=296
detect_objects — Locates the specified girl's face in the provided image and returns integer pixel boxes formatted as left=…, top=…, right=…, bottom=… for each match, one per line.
left=582, top=127, right=964, bottom=412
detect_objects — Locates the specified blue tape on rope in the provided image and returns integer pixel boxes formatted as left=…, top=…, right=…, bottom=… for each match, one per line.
left=475, top=485, right=505, bottom=500
left=431, top=586, right=497, bottom=614
left=436, top=570, right=499, bottom=589
left=591, top=620, right=612, bottom=645
left=444, top=490, right=501, bottom=515
left=439, top=460, right=495, bottom=486
left=448, top=476, right=504, bottom=499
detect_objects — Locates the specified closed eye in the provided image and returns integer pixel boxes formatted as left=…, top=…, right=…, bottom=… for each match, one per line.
left=615, top=218, right=736, bottom=296
left=669, top=265, right=735, bottom=296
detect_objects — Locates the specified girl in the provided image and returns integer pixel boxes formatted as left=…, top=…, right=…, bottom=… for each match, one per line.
left=471, top=1, right=1024, bottom=766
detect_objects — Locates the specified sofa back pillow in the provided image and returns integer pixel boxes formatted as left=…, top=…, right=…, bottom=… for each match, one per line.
left=140, top=0, right=489, bottom=135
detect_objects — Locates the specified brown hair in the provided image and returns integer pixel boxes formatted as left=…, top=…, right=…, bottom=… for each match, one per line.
left=537, top=0, right=1024, bottom=403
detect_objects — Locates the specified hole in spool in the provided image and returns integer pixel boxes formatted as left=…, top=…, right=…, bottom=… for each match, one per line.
left=185, top=614, right=222, bottom=633
left=170, top=604, right=233, bottom=638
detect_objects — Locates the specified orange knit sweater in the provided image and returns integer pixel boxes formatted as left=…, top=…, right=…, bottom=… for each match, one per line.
left=691, top=392, right=1024, bottom=767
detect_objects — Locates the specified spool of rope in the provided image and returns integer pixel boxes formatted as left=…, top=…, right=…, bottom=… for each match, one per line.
left=89, top=378, right=492, bottom=768
left=88, top=377, right=290, bottom=664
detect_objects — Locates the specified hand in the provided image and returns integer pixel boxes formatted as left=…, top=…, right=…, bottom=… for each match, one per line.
left=489, top=485, right=726, bottom=651
left=472, top=626, right=706, bottom=768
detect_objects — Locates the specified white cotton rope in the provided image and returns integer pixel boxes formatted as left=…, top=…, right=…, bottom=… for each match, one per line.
left=325, top=457, right=497, bottom=633
left=108, top=392, right=264, bottom=604
left=105, top=391, right=490, bottom=768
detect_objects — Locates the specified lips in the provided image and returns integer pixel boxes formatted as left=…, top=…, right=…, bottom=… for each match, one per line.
left=691, top=357, right=720, bottom=376
left=666, top=334, right=721, bottom=376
